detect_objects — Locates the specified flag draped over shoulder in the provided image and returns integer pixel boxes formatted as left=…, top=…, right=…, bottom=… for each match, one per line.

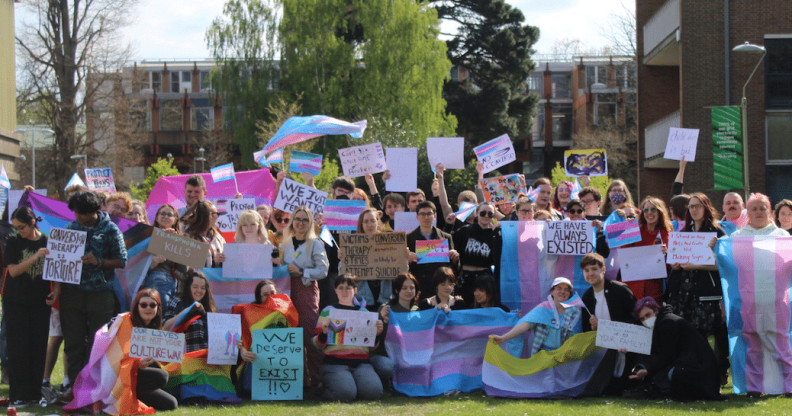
left=716, top=236, right=792, bottom=395
left=203, top=265, right=290, bottom=313
left=385, top=308, right=520, bottom=397
left=64, top=313, right=154, bottom=416
left=161, top=349, right=241, bottom=404
left=482, top=332, right=606, bottom=398
left=261, top=115, right=367, bottom=155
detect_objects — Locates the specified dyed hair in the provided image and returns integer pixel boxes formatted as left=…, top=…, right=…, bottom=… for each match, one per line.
left=181, top=271, right=217, bottom=313
left=391, top=273, right=420, bottom=305
left=335, top=274, right=358, bottom=289
left=773, top=199, right=792, bottom=228
left=254, top=279, right=277, bottom=304
left=682, top=192, right=720, bottom=232
left=552, top=180, right=573, bottom=211
left=153, top=203, right=181, bottom=233
left=356, top=208, right=381, bottom=234
left=131, top=288, right=163, bottom=329
left=638, top=196, right=673, bottom=233
left=747, top=192, right=772, bottom=212
left=580, top=252, right=605, bottom=269
left=432, top=267, right=456, bottom=287
left=234, top=210, right=269, bottom=244
left=601, top=179, right=635, bottom=216
left=633, top=296, right=660, bottom=318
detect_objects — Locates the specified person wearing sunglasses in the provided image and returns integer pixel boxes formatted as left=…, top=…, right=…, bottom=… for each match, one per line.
left=619, top=196, right=672, bottom=303
left=565, top=199, right=610, bottom=259
left=450, top=202, right=498, bottom=305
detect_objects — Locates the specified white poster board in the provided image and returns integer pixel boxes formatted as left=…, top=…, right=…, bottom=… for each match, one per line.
left=223, top=243, right=274, bottom=279
left=595, top=319, right=653, bottom=355
left=544, top=221, right=594, bottom=256
left=129, top=327, right=185, bottom=363
left=274, top=178, right=328, bottom=214
left=216, top=198, right=257, bottom=233
left=427, top=137, right=465, bottom=169
left=338, top=142, right=386, bottom=178
left=473, top=134, right=516, bottom=174
left=207, top=313, right=242, bottom=365
left=327, top=309, right=379, bottom=347
left=618, top=245, right=668, bottom=282
left=663, top=127, right=699, bottom=161
left=384, top=148, right=418, bottom=192
left=43, top=228, right=87, bottom=285
left=393, top=211, right=435, bottom=233
left=667, top=232, right=717, bottom=265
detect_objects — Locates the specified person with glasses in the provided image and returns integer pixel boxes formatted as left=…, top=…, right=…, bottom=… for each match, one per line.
left=4, top=207, right=54, bottom=407
left=451, top=202, right=498, bottom=304
left=407, top=201, right=459, bottom=299
left=162, top=272, right=217, bottom=353
left=102, top=192, right=132, bottom=218
left=620, top=197, right=672, bottom=302
left=269, top=208, right=291, bottom=247
left=143, top=204, right=188, bottom=304
left=514, top=197, right=535, bottom=221
left=578, top=187, right=605, bottom=220
left=565, top=199, right=610, bottom=259
left=182, top=200, right=225, bottom=268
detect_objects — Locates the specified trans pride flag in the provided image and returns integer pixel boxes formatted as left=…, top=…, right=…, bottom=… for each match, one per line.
left=716, top=236, right=792, bottom=395
left=289, top=151, right=323, bottom=176
left=261, top=115, right=367, bottom=154
left=322, top=200, right=366, bottom=231
left=416, top=239, right=449, bottom=264
left=203, top=265, right=290, bottom=313
left=385, top=308, right=520, bottom=396
left=604, top=213, right=641, bottom=248
left=254, top=148, right=283, bottom=167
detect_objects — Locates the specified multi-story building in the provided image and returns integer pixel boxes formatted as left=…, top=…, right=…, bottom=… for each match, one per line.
left=637, top=0, right=792, bottom=203
left=0, top=0, right=22, bottom=183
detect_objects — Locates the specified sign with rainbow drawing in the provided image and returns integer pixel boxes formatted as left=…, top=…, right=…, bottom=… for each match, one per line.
left=289, top=151, right=323, bottom=176
left=327, top=309, right=378, bottom=347
left=338, top=142, right=386, bottom=178
left=416, top=239, right=450, bottom=264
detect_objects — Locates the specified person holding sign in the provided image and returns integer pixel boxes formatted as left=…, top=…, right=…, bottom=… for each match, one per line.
left=406, top=201, right=458, bottom=299
left=162, top=271, right=217, bottom=352
left=532, top=178, right=562, bottom=221
left=628, top=297, right=721, bottom=401
left=337, top=208, right=393, bottom=309
left=233, top=210, right=280, bottom=266
left=4, top=207, right=53, bottom=407
left=143, top=204, right=188, bottom=304
left=182, top=200, right=226, bottom=268
left=602, top=180, right=635, bottom=217
left=619, top=197, right=671, bottom=302
left=312, top=274, right=384, bottom=401
left=451, top=202, right=498, bottom=305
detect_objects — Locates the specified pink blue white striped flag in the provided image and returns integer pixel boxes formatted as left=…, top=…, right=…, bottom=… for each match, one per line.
left=203, top=266, right=291, bottom=313
left=254, top=149, right=283, bottom=167
left=604, top=214, right=642, bottom=248
left=322, top=200, right=366, bottom=231
left=454, top=201, right=476, bottom=222
left=569, top=178, right=582, bottom=200
left=319, top=226, right=335, bottom=247
left=526, top=187, right=540, bottom=203
left=0, top=164, right=10, bottom=189
left=289, top=151, right=323, bottom=176
left=210, top=163, right=236, bottom=183
left=262, top=115, right=367, bottom=154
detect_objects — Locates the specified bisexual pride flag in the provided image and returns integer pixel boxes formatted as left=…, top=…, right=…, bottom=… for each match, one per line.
left=210, top=163, right=236, bottom=183
left=717, top=236, right=792, bottom=395
left=416, top=239, right=449, bottom=264
left=261, top=115, right=367, bottom=154
left=322, top=200, right=366, bottom=231
left=289, top=151, right=323, bottom=176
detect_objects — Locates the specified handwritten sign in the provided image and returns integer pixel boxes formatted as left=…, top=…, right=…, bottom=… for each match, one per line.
left=273, top=178, right=328, bottom=214
left=223, top=243, right=273, bottom=279
left=129, top=327, right=185, bottom=363
left=289, top=151, right=323, bottom=176
left=563, top=149, right=608, bottom=177
left=323, top=200, right=367, bottom=231
left=667, top=232, right=717, bottom=265
left=43, top=228, right=87, bottom=285
left=595, top=319, right=653, bottom=355
left=474, top=134, right=516, bottom=174
left=338, top=232, right=408, bottom=280
left=663, top=127, right=699, bottom=161
left=207, top=313, right=242, bottom=365
left=415, top=239, right=449, bottom=264
left=480, top=174, right=522, bottom=203
left=84, top=168, right=117, bottom=193
left=385, top=147, right=418, bottom=192
left=338, top=142, right=386, bottom=178
left=215, top=198, right=257, bottom=233
left=544, top=221, right=594, bottom=256
left=393, top=211, right=434, bottom=233
left=327, top=309, right=379, bottom=347
left=618, top=245, right=667, bottom=282
left=427, top=137, right=465, bottom=169
left=252, top=328, right=303, bottom=401
left=147, top=227, right=211, bottom=270
left=604, top=220, right=642, bottom=248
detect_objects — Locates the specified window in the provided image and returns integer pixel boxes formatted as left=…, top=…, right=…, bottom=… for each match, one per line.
left=450, top=67, right=460, bottom=82
left=527, top=74, right=543, bottom=94
left=129, top=110, right=150, bottom=132
left=191, top=99, right=213, bottom=131
left=533, top=106, right=545, bottom=140
left=766, top=38, right=792, bottom=109
left=170, top=72, right=180, bottom=93
left=595, top=93, right=618, bottom=125
left=597, top=67, right=608, bottom=86
left=200, top=71, right=211, bottom=90
left=150, top=72, right=161, bottom=92
left=767, top=113, right=792, bottom=162
left=551, top=74, right=571, bottom=98
left=552, top=103, right=573, bottom=142
left=160, top=100, right=182, bottom=131
left=182, top=71, right=191, bottom=83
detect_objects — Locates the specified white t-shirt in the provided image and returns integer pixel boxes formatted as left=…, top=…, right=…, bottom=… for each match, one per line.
left=593, top=288, right=625, bottom=377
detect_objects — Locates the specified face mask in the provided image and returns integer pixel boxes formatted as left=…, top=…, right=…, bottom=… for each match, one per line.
left=611, top=193, right=626, bottom=205
left=643, top=316, right=656, bottom=329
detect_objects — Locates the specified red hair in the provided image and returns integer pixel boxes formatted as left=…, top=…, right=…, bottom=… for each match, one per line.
left=131, top=288, right=163, bottom=329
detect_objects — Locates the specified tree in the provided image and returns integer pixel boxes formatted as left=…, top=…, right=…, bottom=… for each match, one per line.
left=430, top=0, right=540, bottom=144
left=15, top=0, right=137, bottom=199
left=599, top=0, right=636, bottom=57
left=129, top=158, right=181, bottom=202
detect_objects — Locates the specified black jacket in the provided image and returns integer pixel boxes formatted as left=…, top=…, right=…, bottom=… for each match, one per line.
left=582, top=279, right=637, bottom=332
left=407, top=226, right=456, bottom=299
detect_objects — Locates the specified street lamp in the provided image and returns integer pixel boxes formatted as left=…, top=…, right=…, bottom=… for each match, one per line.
left=71, top=154, right=88, bottom=170
left=732, top=41, right=767, bottom=199
left=195, top=147, right=206, bottom=173
left=13, top=126, right=54, bottom=189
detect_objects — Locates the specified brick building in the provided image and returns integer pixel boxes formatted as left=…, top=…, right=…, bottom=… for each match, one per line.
left=637, top=0, right=792, bottom=203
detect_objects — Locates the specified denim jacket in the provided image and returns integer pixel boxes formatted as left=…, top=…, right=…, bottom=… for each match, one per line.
left=67, top=211, right=128, bottom=292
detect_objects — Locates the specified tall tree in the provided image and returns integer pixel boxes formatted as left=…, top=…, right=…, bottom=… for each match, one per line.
left=431, top=0, right=540, bottom=144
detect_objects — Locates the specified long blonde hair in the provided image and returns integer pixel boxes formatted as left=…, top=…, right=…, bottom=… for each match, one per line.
left=234, top=210, right=270, bottom=244
left=283, top=206, right=318, bottom=242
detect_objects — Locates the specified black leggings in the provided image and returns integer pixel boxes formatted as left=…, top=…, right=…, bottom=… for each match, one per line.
left=6, top=302, right=49, bottom=402
left=137, top=367, right=178, bottom=411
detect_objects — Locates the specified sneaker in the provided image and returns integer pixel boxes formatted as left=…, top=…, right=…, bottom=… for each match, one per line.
left=10, top=399, right=30, bottom=408
left=57, top=386, right=74, bottom=404
left=38, top=398, right=49, bottom=407
left=42, top=385, right=59, bottom=405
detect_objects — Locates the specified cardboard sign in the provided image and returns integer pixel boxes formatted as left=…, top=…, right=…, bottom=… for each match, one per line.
left=595, top=319, right=653, bottom=355
left=563, top=149, right=608, bottom=177
left=147, top=227, right=211, bottom=270
left=667, top=232, right=717, bottom=265
left=215, top=198, right=257, bottom=233
left=273, top=178, right=328, bottom=214
left=415, top=239, right=449, bottom=264
left=289, top=151, right=323, bottom=176
left=618, top=245, right=667, bottom=282
left=84, top=168, right=117, bottom=193
left=480, top=174, right=522, bottom=203
left=327, top=309, right=379, bottom=347
left=474, top=134, right=516, bottom=174
left=427, top=137, right=465, bottom=169
left=223, top=243, right=273, bottom=279
left=544, top=221, right=594, bottom=256
left=338, top=232, right=409, bottom=280
left=384, top=147, right=418, bottom=192
left=664, top=127, right=699, bottom=161
left=323, top=200, right=367, bottom=231
left=252, top=328, right=304, bottom=401
left=207, top=313, right=242, bottom=365
left=43, top=227, right=87, bottom=285
left=604, top=220, right=642, bottom=248
left=338, top=142, right=386, bottom=178
left=129, top=327, right=185, bottom=363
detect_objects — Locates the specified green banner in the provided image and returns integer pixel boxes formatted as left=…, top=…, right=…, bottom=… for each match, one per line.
left=712, top=106, right=743, bottom=190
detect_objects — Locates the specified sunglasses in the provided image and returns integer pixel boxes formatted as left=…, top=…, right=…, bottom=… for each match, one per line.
left=568, top=209, right=584, bottom=215
left=686, top=203, right=703, bottom=210
left=642, top=207, right=658, bottom=214
left=479, top=211, right=494, bottom=218
left=139, top=302, right=158, bottom=309
left=292, top=218, right=310, bottom=225
left=273, top=217, right=289, bottom=223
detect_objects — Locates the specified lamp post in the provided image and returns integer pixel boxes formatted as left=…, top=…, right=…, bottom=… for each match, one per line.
left=13, top=126, right=54, bottom=189
left=71, top=154, right=88, bottom=170
left=732, top=41, right=767, bottom=199
left=197, top=147, right=206, bottom=173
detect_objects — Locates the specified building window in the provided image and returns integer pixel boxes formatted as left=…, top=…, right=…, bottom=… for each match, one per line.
left=552, top=103, right=573, bottom=142
left=551, top=74, right=571, bottom=99
left=767, top=113, right=792, bottom=162
left=527, top=75, right=542, bottom=94
left=766, top=38, right=792, bottom=109
left=129, top=110, right=150, bottom=133
left=182, top=71, right=191, bottom=83
left=533, top=106, right=545, bottom=141
left=450, top=67, right=460, bottom=82
left=170, top=72, right=180, bottom=94
left=150, top=72, right=161, bottom=92
left=595, top=93, right=618, bottom=125
left=160, top=100, right=182, bottom=131
left=191, top=99, right=213, bottom=131
left=597, top=67, right=608, bottom=86
left=200, top=71, right=211, bottom=90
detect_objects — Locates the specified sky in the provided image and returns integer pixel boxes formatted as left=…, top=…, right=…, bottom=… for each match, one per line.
left=14, top=0, right=634, bottom=62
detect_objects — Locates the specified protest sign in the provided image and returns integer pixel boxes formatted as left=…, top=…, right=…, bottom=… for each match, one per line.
left=323, top=200, right=367, bottom=231
left=43, top=227, right=87, bottom=285
left=667, top=232, right=717, bottom=265
left=385, top=148, right=418, bottom=192
left=84, top=168, right=117, bottom=193
left=393, top=211, right=434, bottom=233
left=480, top=174, right=522, bottom=203
left=604, top=220, right=641, bottom=248
left=618, top=245, right=667, bottom=282
left=289, top=151, right=323, bottom=176
left=544, top=221, right=594, bottom=256
left=563, top=149, right=608, bottom=177
left=273, top=178, right=328, bottom=214
left=252, top=328, right=304, bottom=400
left=327, top=309, right=379, bottom=347
left=338, top=232, right=408, bottom=280
left=8, top=189, right=46, bottom=224
left=416, top=239, right=449, bottom=264
left=215, top=198, right=257, bottom=233
left=474, top=134, right=516, bottom=174
left=338, top=142, right=386, bottom=178
left=595, top=319, right=653, bottom=355
left=223, top=243, right=274, bottom=279
left=664, top=127, right=700, bottom=161
left=129, top=327, right=185, bottom=363
left=427, top=137, right=465, bottom=169
left=148, top=227, right=211, bottom=270
left=712, top=106, right=743, bottom=190
left=207, top=313, right=242, bottom=365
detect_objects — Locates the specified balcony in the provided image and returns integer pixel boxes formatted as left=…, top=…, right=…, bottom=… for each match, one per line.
left=643, top=0, right=680, bottom=66
left=644, top=110, right=680, bottom=168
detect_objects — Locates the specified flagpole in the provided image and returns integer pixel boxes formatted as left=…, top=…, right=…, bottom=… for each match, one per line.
left=233, top=175, right=240, bottom=195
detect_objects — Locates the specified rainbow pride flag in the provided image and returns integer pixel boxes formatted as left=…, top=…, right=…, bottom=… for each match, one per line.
left=328, top=319, right=347, bottom=344
left=385, top=308, right=520, bottom=396
left=415, top=239, right=449, bottom=264
left=162, top=349, right=241, bottom=404
left=717, top=236, right=792, bottom=395
left=261, top=115, right=367, bottom=154
left=289, top=151, right=323, bottom=176
left=322, top=200, right=366, bottom=231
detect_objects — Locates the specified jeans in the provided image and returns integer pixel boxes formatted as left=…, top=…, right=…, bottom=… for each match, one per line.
left=320, top=363, right=383, bottom=401
left=369, top=354, right=394, bottom=389
left=142, top=270, right=176, bottom=306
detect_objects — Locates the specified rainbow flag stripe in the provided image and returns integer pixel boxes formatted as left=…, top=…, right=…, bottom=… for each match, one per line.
left=162, top=349, right=241, bottom=404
